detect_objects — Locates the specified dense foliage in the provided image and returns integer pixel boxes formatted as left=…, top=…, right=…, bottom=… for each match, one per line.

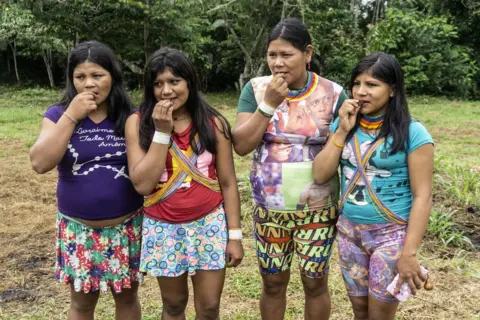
left=0, top=0, right=478, bottom=97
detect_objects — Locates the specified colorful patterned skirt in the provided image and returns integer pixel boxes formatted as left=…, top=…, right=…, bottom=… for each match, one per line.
left=54, top=211, right=143, bottom=293
left=140, top=205, right=227, bottom=277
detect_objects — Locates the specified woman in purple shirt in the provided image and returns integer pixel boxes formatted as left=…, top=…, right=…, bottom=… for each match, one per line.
left=29, top=41, right=144, bottom=320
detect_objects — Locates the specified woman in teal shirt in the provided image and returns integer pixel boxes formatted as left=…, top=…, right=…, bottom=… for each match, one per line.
left=313, top=52, right=434, bottom=320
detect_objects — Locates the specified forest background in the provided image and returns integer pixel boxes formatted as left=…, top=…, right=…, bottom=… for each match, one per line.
left=1, top=1, right=480, bottom=319
left=1, top=0, right=479, bottom=98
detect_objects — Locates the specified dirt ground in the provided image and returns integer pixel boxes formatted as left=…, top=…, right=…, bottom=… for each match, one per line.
left=0, top=140, right=479, bottom=319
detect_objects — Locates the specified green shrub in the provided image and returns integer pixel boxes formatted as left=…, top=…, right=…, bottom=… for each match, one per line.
left=367, top=8, right=479, bottom=98
left=427, top=207, right=473, bottom=249
left=435, top=164, right=480, bottom=207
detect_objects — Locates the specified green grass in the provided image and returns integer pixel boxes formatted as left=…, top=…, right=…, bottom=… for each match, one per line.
left=409, top=96, right=480, bottom=168
left=0, top=87, right=61, bottom=148
left=428, top=206, right=474, bottom=249
left=1, top=87, right=479, bottom=319
left=2, top=88, right=477, bottom=166
left=435, top=163, right=480, bottom=207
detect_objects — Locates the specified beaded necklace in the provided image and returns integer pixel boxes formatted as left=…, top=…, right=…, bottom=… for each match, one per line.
left=359, top=114, right=385, bottom=130
left=285, top=72, right=316, bottom=106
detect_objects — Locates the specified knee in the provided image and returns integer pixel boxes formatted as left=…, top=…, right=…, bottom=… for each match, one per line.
left=350, top=298, right=368, bottom=320
left=302, top=279, right=329, bottom=298
left=162, top=295, right=188, bottom=317
left=112, top=288, right=139, bottom=306
left=70, top=298, right=97, bottom=314
left=351, top=305, right=368, bottom=320
left=302, top=274, right=330, bottom=298
left=262, top=277, right=288, bottom=297
left=196, top=299, right=220, bottom=320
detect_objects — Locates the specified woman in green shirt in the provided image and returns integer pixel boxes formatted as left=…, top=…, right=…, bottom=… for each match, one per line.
left=233, top=18, right=347, bottom=320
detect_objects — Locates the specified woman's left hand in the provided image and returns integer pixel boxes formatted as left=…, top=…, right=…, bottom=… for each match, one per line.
left=226, top=240, right=244, bottom=268
left=394, top=253, right=427, bottom=295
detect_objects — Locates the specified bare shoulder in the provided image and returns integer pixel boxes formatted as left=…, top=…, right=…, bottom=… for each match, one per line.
left=213, top=116, right=231, bottom=139
left=125, top=113, right=141, bottom=140
left=126, top=113, right=140, bottom=128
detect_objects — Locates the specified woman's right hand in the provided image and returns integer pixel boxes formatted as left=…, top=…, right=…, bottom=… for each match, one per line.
left=264, top=75, right=289, bottom=107
left=338, top=99, right=360, bottom=134
left=152, top=100, right=174, bottom=133
left=65, top=92, right=97, bottom=121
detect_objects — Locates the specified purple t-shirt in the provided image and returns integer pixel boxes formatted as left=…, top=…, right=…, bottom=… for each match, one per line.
left=44, top=105, right=143, bottom=220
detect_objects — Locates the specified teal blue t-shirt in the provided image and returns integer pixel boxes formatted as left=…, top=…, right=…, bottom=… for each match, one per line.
left=330, top=119, right=434, bottom=224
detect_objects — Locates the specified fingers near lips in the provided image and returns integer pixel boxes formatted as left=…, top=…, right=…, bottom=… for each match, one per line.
left=272, top=74, right=282, bottom=83
left=166, top=105, right=173, bottom=118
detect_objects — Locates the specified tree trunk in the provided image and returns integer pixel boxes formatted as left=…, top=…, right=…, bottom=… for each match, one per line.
left=239, top=62, right=251, bottom=91
left=281, top=0, right=287, bottom=20
left=372, top=0, right=382, bottom=25
left=118, top=55, right=144, bottom=75
left=11, top=40, right=20, bottom=84
left=256, top=62, right=266, bottom=77
left=7, top=54, right=11, bottom=74
left=351, top=0, right=360, bottom=28
left=297, top=0, right=305, bottom=23
left=144, top=0, right=150, bottom=64
left=42, top=49, right=55, bottom=88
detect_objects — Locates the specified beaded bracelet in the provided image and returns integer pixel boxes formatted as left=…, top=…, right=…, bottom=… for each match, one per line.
left=257, top=107, right=273, bottom=118
left=257, top=101, right=276, bottom=117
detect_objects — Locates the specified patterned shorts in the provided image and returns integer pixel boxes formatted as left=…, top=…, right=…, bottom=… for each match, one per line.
left=140, top=205, right=227, bottom=277
left=254, top=205, right=338, bottom=278
left=337, top=214, right=407, bottom=303
left=55, top=211, right=143, bottom=293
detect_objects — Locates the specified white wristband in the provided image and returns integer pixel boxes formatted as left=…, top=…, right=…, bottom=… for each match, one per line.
left=228, top=229, right=243, bottom=240
left=259, top=101, right=276, bottom=117
left=152, top=131, right=171, bottom=145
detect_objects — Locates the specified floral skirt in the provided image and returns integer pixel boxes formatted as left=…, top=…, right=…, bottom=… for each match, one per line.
left=54, top=211, right=143, bottom=293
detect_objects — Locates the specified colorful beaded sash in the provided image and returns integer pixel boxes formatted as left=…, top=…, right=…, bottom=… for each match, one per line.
left=144, top=134, right=220, bottom=207
left=340, top=134, right=408, bottom=225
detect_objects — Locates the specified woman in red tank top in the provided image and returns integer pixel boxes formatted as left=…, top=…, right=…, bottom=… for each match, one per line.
left=125, top=47, right=244, bottom=319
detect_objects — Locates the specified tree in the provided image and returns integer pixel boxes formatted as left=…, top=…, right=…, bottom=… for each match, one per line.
left=303, top=0, right=364, bottom=86
left=0, top=3, right=67, bottom=88
left=368, top=8, right=478, bottom=97
left=0, top=4, right=32, bottom=84
left=209, top=0, right=284, bottom=89
left=0, top=0, right=478, bottom=96
left=22, top=22, right=67, bottom=88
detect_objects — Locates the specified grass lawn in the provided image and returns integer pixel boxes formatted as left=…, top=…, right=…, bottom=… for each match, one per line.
left=0, top=87, right=479, bottom=319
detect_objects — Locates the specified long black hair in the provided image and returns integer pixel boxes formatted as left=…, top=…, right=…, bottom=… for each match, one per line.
left=139, top=47, right=231, bottom=154
left=59, top=40, right=134, bottom=137
left=267, top=18, right=320, bottom=74
left=347, top=51, right=411, bottom=154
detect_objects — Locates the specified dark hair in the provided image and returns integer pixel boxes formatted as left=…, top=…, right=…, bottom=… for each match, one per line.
left=59, top=40, right=134, bottom=137
left=347, top=51, right=411, bottom=154
left=267, top=18, right=320, bottom=74
left=139, top=47, right=231, bottom=154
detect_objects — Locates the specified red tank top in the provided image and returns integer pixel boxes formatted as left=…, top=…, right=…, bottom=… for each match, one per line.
left=143, top=122, right=223, bottom=223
